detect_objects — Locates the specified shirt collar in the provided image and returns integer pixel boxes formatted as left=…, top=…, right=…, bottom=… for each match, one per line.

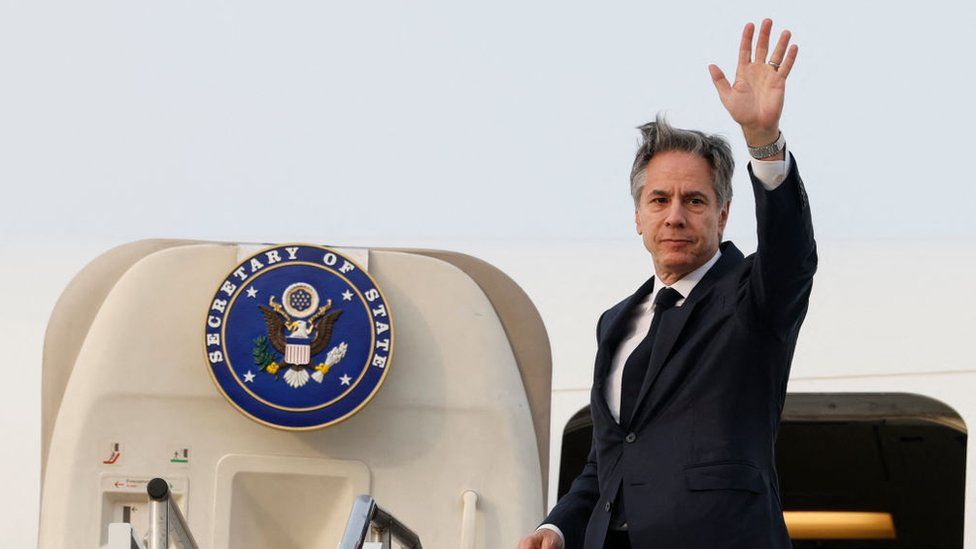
left=654, top=249, right=722, bottom=304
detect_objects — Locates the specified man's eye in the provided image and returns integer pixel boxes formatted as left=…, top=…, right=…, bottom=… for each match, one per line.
left=651, top=197, right=667, bottom=204
left=688, top=198, right=705, bottom=205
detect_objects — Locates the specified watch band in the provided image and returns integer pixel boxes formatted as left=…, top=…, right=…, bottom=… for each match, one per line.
left=748, top=132, right=786, bottom=159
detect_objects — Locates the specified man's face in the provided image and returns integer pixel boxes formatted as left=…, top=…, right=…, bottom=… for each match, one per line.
left=635, top=150, right=729, bottom=281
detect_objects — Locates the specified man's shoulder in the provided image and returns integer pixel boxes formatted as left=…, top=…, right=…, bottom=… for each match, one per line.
left=604, top=294, right=633, bottom=317
left=596, top=292, right=639, bottom=337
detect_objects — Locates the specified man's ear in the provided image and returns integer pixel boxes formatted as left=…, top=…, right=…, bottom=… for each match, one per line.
left=635, top=208, right=643, bottom=235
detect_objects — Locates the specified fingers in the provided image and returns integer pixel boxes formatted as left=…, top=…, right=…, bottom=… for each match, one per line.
left=739, top=19, right=796, bottom=78
left=542, top=534, right=563, bottom=549
left=778, top=44, right=799, bottom=78
left=737, top=22, right=754, bottom=69
left=517, top=529, right=563, bottom=549
left=516, top=532, right=545, bottom=549
left=754, top=18, right=773, bottom=63
left=708, top=64, right=731, bottom=98
left=769, top=29, right=791, bottom=66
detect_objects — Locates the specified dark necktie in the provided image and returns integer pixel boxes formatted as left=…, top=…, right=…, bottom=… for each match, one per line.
left=618, top=286, right=683, bottom=427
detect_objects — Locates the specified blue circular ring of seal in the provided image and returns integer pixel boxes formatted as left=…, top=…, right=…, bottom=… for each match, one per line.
left=203, top=244, right=394, bottom=430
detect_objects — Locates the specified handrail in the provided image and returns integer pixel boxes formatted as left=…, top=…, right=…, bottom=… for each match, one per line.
left=459, top=491, right=478, bottom=549
left=339, top=495, right=422, bottom=549
left=146, top=477, right=199, bottom=549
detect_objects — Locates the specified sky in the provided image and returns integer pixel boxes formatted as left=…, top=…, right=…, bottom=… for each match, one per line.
left=2, top=1, right=976, bottom=545
left=3, top=2, right=976, bottom=246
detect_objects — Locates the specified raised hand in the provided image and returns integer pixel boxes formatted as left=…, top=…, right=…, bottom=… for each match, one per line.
left=708, top=19, right=797, bottom=147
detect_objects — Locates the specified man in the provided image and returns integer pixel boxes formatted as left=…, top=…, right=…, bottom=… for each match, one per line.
left=517, top=19, right=815, bottom=549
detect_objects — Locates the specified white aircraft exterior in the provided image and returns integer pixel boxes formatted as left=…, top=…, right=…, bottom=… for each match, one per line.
left=18, top=237, right=976, bottom=547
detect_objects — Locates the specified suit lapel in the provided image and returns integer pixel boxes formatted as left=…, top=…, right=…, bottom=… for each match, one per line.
left=591, top=276, right=655, bottom=424
left=594, top=275, right=655, bottom=385
left=631, top=303, right=697, bottom=423
left=630, top=242, right=745, bottom=426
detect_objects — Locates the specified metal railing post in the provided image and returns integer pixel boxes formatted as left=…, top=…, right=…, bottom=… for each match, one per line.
left=146, top=477, right=198, bottom=549
left=339, top=495, right=422, bottom=549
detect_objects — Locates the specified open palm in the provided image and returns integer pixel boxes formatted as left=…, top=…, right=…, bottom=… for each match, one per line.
left=708, top=19, right=798, bottom=145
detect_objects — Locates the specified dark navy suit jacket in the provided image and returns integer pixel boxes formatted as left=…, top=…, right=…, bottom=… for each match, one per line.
left=545, top=154, right=816, bottom=549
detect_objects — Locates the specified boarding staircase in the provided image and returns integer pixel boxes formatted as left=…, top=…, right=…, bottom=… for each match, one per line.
left=107, top=478, right=423, bottom=549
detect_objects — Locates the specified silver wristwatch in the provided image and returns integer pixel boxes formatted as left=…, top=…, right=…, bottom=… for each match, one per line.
left=748, top=132, right=786, bottom=159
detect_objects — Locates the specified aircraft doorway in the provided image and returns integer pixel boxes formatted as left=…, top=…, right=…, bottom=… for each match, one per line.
left=557, top=393, right=966, bottom=548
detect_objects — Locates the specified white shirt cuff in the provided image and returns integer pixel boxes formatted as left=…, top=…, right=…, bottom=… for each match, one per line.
left=749, top=149, right=791, bottom=191
left=537, top=524, right=565, bottom=545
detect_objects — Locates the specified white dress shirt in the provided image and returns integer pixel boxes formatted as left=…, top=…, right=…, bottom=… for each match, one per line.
left=603, top=250, right=720, bottom=422
left=538, top=154, right=791, bottom=544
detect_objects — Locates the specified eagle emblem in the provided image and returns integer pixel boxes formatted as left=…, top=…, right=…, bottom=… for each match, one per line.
left=254, top=283, right=348, bottom=388
left=205, top=244, right=393, bottom=430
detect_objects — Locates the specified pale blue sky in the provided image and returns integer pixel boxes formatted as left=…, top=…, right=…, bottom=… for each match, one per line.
left=2, top=2, right=974, bottom=247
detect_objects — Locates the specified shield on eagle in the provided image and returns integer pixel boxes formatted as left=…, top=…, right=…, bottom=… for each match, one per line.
left=259, top=282, right=344, bottom=388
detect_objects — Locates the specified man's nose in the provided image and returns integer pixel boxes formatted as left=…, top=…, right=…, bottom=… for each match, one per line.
left=664, top=202, right=687, bottom=226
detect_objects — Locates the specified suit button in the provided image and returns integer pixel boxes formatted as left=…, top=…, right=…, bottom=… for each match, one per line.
left=625, top=433, right=636, bottom=443
left=605, top=501, right=612, bottom=512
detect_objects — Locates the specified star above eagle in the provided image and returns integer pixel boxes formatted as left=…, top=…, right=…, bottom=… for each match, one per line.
left=258, top=296, right=344, bottom=387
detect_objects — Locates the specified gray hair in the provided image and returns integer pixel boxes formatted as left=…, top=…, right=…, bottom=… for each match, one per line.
left=629, top=115, right=734, bottom=208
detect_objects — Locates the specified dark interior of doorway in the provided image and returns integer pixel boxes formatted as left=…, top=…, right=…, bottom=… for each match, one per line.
left=557, top=393, right=966, bottom=548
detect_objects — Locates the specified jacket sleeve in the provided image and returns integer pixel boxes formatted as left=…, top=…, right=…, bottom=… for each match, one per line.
left=539, top=310, right=609, bottom=546
left=542, top=441, right=599, bottom=547
left=745, top=151, right=818, bottom=339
